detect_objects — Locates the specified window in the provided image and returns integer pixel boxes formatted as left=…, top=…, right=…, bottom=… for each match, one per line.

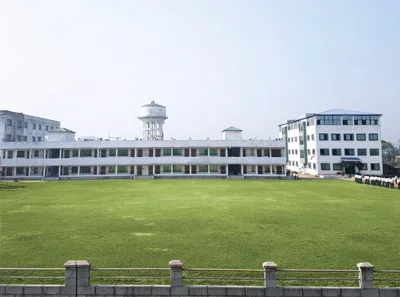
left=23, top=136, right=27, bottom=141
left=319, top=133, right=329, bottom=141
left=50, top=126, right=53, bottom=130
left=17, top=135, right=22, bottom=142
left=320, top=149, right=329, bottom=156
left=173, top=149, right=182, bottom=156
left=307, top=149, right=311, bottom=154
left=360, top=163, right=368, bottom=170
left=199, top=165, right=208, bottom=172
left=80, top=166, right=91, bottom=174
left=331, top=133, right=341, bottom=141
left=46, top=126, right=49, bottom=131
left=313, top=163, right=316, bottom=169
left=312, top=149, right=316, bottom=155
left=163, top=148, right=171, bottom=156
left=33, top=167, right=39, bottom=175
left=6, top=119, right=12, bottom=126
left=295, top=137, right=298, bottom=142
left=34, top=151, right=40, bottom=158
left=32, top=136, right=36, bottom=142
left=33, top=123, right=37, bottom=129
left=71, top=167, right=78, bottom=174
left=118, top=149, right=128, bottom=157
left=72, top=150, right=79, bottom=157
left=311, top=134, right=315, bottom=141
left=332, top=149, right=341, bottom=156
left=342, top=116, right=353, bottom=125
left=307, top=135, right=310, bottom=141
left=369, top=133, right=379, bottom=141
left=354, top=115, right=379, bottom=125
left=24, top=122, right=28, bottom=128
left=264, top=149, right=270, bottom=157
left=17, top=121, right=22, bottom=128
left=37, top=137, right=41, bottom=142
left=317, top=115, right=341, bottom=125
left=288, top=138, right=290, bottom=143
left=300, top=150, right=305, bottom=158
left=294, top=150, right=298, bottom=155
left=357, top=149, right=367, bottom=156
left=209, top=165, right=219, bottom=172
left=108, top=166, right=116, bottom=174
left=7, top=151, right=13, bottom=159
left=17, top=151, right=25, bottom=158
left=80, top=149, right=92, bottom=157
left=199, top=149, right=208, bottom=156
left=321, top=163, right=331, bottom=170
left=299, top=136, right=304, bottom=145
left=371, top=163, right=380, bottom=171
left=163, top=165, right=171, bottom=173
left=117, top=166, right=128, bottom=173
left=173, top=165, right=183, bottom=172
left=109, top=149, right=116, bottom=157
left=370, top=149, right=380, bottom=156
left=344, top=134, right=354, bottom=141
left=209, top=148, right=218, bottom=156
left=271, top=149, right=282, bottom=157
left=333, top=163, right=343, bottom=171
left=16, top=167, right=25, bottom=175
left=356, top=133, right=366, bottom=141
left=344, top=149, right=355, bottom=156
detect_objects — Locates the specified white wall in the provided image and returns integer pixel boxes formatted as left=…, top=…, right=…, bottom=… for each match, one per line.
left=46, top=132, right=76, bottom=142
left=222, top=131, right=242, bottom=140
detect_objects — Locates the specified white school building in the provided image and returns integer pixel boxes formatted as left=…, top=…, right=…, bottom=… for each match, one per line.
left=0, top=102, right=286, bottom=180
left=278, top=109, right=383, bottom=176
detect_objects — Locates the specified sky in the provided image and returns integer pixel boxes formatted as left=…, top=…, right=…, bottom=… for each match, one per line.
left=0, top=0, right=399, bottom=141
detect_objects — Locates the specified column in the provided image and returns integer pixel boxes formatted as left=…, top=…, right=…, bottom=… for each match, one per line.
left=241, top=165, right=244, bottom=175
left=171, top=165, right=173, bottom=174
left=97, top=148, right=100, bottom=158
left=225, top=147, right=228, bottom=157
left=28, top=167, right=31, bottom=176
left=60, top=149, right=63, bottom=159
left=208, top=165, right=210, bottom=175
left=97, top=166, right=100, bottom=175
left=58, top=166, right=61, bottom=177
left=189, top=165, right=192, bottom=174
left=64, top=260, right=91, bottom=290
left=169, top=260, right=183, bottom=287
left=208, top=148, right=210, bottom=156
left=43, top=167, right=46, bottom=178
left=263, top=262, right=278, bottom=288
left=134, top=165, right=137, bottom=176
left=135, top=148, right=137, bottom=157
left=256, top=165, right=258, bottom=175
left=78, top=149, right=81, bottom=158
left=240, top=148, right=243, bottom=157
left=77, top=166, right=80, bottom=176
left=153, top=165, right=155, bottom=175
left=357, top=262, right=374, bottom=288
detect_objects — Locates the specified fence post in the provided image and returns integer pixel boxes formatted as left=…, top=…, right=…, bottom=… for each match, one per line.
left=169, top=260, right=183, bottom=287
left=357, top=262, right=374, bottom=288
left=64, top=260, right=92, bottom=290
left=263, top=261, right=278, bottom=287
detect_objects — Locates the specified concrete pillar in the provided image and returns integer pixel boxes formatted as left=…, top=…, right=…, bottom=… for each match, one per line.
left=263, top=261, right=278, bottom=288
left=256, top=165, right=258, bottom=174
left=58, top=166, right=61, bottom=177
left=64, top=260, right=91, bottom=289
left=78, top=149, right=81, bottom=158
left=97, top=166, right=100, bottom=175
left=208, top=165, right=210, bottom=175
left=241, top=165, right=244, bottom=175
left=169, top=260, right=183, bottom=287
left=208, top=148, right=210, bottom=156
left=357, top=262, right=374, bottom=288
left=77, top=166, right=80, bottom=176
left=189, top=165, right=192, bottom=174
left=171, top=165, right=173, bottom=174
left=43, top=167, right=46, bottom=178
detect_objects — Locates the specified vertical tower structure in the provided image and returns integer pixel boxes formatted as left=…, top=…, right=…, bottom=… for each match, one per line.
left=138, top=101, right=167, bottom=140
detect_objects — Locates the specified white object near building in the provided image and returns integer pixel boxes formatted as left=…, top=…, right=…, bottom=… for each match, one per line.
left=278, top=109, right=383, bottom=176
left=138, top=101, right=167, bottom=140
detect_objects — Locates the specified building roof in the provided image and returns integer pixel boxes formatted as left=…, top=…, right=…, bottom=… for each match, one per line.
left=48, top=127, right=76, bottom=133
left=278, top=108, right=382, bottom=126
left=222, top=126, right=243, bottom=132
left=141, top=101, right=165, bottom=108
left=316, top=109, right=382, bottom=116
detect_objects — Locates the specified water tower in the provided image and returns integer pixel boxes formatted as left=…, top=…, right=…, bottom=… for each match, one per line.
left=138, top=101, right=167, bottom=140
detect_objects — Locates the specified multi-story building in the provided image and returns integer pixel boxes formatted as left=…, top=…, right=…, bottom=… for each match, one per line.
left=0, top=127, right=286, bottom=180
left=0, top=102, right=286, bottom=180
left=278, top=109, right=383, bottom=176
left=0, top=110, right=61, bottom=143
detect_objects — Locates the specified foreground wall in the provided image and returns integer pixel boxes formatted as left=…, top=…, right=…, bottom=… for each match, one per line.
left=0, top=260, right=398, bottom=297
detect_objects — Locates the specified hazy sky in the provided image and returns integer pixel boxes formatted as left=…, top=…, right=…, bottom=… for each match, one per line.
left=1, top=0, right=399, bottom=141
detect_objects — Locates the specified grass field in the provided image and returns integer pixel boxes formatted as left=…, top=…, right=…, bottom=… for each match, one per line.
left=1, top=180, right=400, bottom=285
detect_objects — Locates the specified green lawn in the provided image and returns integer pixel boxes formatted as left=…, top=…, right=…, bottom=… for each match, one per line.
left=1, top=180, right=399, bottom=285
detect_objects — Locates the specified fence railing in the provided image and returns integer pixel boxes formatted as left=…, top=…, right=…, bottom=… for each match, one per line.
left=0, top=260, right=399, bottom=288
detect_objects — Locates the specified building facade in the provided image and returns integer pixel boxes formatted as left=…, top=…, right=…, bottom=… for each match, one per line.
left=278, top=109, right=383, bottom=176
left=0, top=127, right=286, bottom=180
left=0, top=110, right=61, bottom=143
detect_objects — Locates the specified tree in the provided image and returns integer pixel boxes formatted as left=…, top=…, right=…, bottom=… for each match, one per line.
left=382, top=140, right=400, bottom=168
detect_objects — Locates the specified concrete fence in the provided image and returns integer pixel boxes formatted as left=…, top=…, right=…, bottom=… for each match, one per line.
left=0, top=260, right=399, bottom=297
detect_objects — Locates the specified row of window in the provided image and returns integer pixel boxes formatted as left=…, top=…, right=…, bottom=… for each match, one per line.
left=5, top=119, right=55, bottom=131
left=319, top=133, right=379, bottom=141
left=317, top=115, right=379, bottom=126
left=288, top=148, right=380, bottom=157
left=320, top=163, right=381, bottom=171
left=4, top=148, right=283, bottom=159
left=320, top=148, right=380, bottom=156
left=4, top=135, right=43, bottom=142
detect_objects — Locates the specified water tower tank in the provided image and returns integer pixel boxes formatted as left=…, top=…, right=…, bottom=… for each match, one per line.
left=138, top=101, right=168, bottom=140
